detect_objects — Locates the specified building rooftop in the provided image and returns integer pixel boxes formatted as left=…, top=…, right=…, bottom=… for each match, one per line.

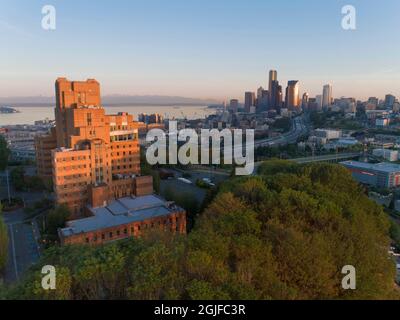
left=341, top=161, right=400, bottom=173
left=59, top=194, right=183, bottom=237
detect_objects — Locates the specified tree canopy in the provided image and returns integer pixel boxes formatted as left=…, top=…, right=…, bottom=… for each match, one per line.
left=0, top=136, right=10, bottom=171
left=2, top=161, right=398, bottom=300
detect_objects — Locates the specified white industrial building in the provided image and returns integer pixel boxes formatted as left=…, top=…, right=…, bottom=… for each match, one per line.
left=373, top=149, right=399, bottom=162
left=314, top=129, right=342, bottom=140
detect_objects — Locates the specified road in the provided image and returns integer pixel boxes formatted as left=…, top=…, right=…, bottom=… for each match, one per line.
left=252, top=152, right=361, bottom=174
left=1, top=167, right=45, bottom=284
left=255, top=114, right=310, bottom=148
left=160, top=168, right=229, bottom=204
left=290, top=152, right=361, bottom=164
left=2, top=209, right=41, bottom=284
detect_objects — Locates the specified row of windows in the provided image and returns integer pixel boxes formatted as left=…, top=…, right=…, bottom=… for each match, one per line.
left=57, top=155, right=88, bottom=162
left=110, top=125, right=130, bottom=131
left=111, top=151, right=136, bottom=156
left=85, top=219, right=181, bottom=243
left=112, top=164, right=138, bottom=171
left=111, top=144, right=136, bottom=149
left=58, top=191, right=87, bottom=201
left=58, top=164, right=88, bottom=171
left=60, top=182, right=88, bottom=189
left=112, top=157, right=137, bottom=163
left=62, top=173, right=88, bottom=180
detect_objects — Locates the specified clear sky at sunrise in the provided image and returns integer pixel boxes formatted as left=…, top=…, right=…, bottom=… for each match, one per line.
left=0, top=0, right=399, bottom=101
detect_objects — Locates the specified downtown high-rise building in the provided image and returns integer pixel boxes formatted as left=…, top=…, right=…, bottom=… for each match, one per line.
left=244, top=91, right=256, bottom=113
left=268, top=70, right=277, bottom=93
left=316, top=95, right=323, bottom=110
left=385, top=94, right=396, bottom=109
left=302, top=92, right=309, bottom=110
left=322, top=84, right=333, bottom=108
left=257, top=89, right=269, bottom=112
left=268, top=70, right=278, bottom=106
left=285, top=80, right=300, bottom=110
left=257, top=86, right=264, bottom=99
left=270, top=80, right=283, bottom=111
left=229, top=99, right=239, bottom=113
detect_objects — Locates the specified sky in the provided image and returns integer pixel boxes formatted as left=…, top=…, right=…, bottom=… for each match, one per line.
left=0, top=0, right=399, bottom=101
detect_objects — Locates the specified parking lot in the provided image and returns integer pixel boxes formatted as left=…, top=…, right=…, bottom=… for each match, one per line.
left=160, top=168, right=229, bottom=203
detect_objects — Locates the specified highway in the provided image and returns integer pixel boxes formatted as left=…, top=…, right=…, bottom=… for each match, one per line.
left=254, top=114, right=310, bottom=148
left=290, top=152, right=361, bottom=164
left=253, top=152, right=361, bottom=174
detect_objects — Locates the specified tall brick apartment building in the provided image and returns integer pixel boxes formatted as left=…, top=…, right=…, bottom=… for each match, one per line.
left=35, top=78, right=186, bottom=244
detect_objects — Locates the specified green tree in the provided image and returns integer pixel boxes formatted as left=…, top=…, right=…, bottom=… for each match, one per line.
left=10, top=166, right=25, bottom=191
left=0, top=136, right=10, bottom=171
left=45, top=205, right=70, bottom=242
left=390, top=221, right=400, bottom=250
left=162, top=186, right=199, bottom=231
left=2, top=161, right=398, bottom=300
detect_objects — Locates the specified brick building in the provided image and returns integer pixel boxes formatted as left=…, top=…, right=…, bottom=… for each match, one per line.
left=35, top=79, right=186, bottom=243
left=35, top=78, right=186, bottom=244
left=59, top=194, right=186, bottom=245
left=35, top=78, right=144, bottom=217
left=35, top=127, right=57, bottom=179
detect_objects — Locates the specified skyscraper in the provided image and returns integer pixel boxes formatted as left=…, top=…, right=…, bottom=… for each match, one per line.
left=316, top=95, right=323, bottom=110
left=322, top=84, right=333, bottom=108
left=257, top=89, right=269, bottom=112
left=285, top=80, right=300, bottom=110
left=229, top=99, right=239, bottom=113
left=268, top=70, right=278, bottom=106
left=257, top=86, right=264, bottom=99
left=385, top=94, right=396, bottom=109
left=268, top=70, right=277, bottom=93
left=269, top=80, right=282, bottom=111
left=244, top=91, right=256, bottom=113
left=302, top=92, right=309, bottom=110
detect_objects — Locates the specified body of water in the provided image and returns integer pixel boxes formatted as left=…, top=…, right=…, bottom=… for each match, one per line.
left=0, top=105, right=216, bottom=126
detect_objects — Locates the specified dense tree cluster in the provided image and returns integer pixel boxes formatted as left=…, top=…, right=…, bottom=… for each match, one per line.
left=0, top=136, right=10, bottom=172
left=10, top=167, right=46, bottom=192
left=2, top=161, right=398, bottom=300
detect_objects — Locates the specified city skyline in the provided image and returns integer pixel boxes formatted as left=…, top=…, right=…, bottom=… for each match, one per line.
left=1, top=0, right=400, bottom=100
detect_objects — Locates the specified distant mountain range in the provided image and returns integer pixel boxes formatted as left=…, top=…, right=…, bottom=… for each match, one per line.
left=0, top=95, right=220, bottom=106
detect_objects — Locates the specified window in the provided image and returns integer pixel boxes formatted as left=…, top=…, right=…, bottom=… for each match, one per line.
left=109, top=232, right=113, bottom=238
left=87, top=113, right=92, bottom=126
